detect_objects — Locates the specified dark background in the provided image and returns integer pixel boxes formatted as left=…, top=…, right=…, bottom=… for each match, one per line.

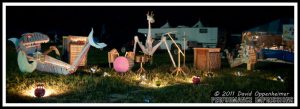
left=6, top=6, right=294, bottom=49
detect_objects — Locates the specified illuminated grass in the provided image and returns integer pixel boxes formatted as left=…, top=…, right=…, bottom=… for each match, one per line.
left=5, top=44, right=294, bottom=103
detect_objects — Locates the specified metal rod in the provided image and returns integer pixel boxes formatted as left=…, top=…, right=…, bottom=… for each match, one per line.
left=166, top=33, right=185, bottom=56
left=183, top=37, right=186, bottom=66
left=178, top=48, right=180, bottom=68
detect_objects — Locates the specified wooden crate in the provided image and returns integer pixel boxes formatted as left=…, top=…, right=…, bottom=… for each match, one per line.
left=193, top=48, right=221, bottom=70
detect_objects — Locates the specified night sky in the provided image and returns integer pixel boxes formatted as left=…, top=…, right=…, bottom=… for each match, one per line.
left=6, top=6, right=294, bottom=49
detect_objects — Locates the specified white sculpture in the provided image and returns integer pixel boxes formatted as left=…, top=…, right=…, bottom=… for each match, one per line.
left=133, top=11, right=177, bottom=67
left=224, top=32, right=257, bottom=70
left=9, top=28, right=107, bottom=75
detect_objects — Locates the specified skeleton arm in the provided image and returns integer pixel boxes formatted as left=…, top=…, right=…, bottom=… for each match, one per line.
left=133, top=36, right=138, bottom=53
left=69, top=43, right=91, bottom=72
left=134, top=36, right=147, bottom=54
left=149, top=36, right=164, bottom=55
left=43, top=46, right=60, bottom=56
left=133, top=35, right=176, bottom=67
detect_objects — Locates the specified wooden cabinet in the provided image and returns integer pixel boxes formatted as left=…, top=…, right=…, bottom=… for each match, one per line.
left=193, top=48, right=221, bottom=70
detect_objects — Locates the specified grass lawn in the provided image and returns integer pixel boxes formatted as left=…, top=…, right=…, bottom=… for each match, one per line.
left=5, top=43, right=294, bottom=103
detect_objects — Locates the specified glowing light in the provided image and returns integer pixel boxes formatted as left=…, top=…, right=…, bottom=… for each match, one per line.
left=280, top=79, right=284, bottom=82
left=173, top=76, right=193, bottom=83
left=26, top=87, right=55, bottom=97
left=138, top=77, right=168, bottom=88
left=266, top=76, right=284, bottom=82
left=237, top=72, right=241, bottom=76
left=131, top=74, right=141, bottom=81
left=139, top=81, right=148, bottom=85
left=233, top=71, right=241, bottom=76
left=103, top=72, right=111, bottom=77
left=130, top=74, right=173, bottom=88
left=233, top=71, right=247, bottom=77
left=148, top=77, right=169, bottom=88
left=204, top=71, right=215, bottom=78
left=140, top=74, right=147, bottom=81
left=155, top=80, right=161, bottom=87
left=90, top=68, right=96, bottom=73
left=20, top=83, right=69, bottom=98
left=277, top=76, right=284, bottom=82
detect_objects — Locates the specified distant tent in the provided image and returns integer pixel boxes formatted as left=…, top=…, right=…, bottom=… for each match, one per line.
left=192, top=20, right=204, bottom=28
left=160, top=21, right=171, bottom=28
left=246, top=18, right=294, bottom=35
left=160, top=20, right=205, bottom=28
left=176, top=25, right=189, bottom=28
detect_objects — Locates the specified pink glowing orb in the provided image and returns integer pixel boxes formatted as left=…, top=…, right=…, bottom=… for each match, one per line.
left=113, top=57, right=132, bottom=73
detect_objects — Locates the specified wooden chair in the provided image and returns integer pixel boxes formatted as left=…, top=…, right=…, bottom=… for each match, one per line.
left=108, top=49, right=119, bottom=68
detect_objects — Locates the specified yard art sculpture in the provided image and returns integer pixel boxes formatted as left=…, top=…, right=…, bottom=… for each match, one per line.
left=224, top=32, right=257, bottom=70
left=165, top=33, right=186, bottom=76
left=133, top=11, right=177, bottom=69
left=224, top=31, right=294, bottom=71
left=9, top=28, right=107, bottom=75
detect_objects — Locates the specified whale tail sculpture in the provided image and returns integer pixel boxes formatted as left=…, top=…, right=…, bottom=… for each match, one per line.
left=88, top=28, right=107, bottom=49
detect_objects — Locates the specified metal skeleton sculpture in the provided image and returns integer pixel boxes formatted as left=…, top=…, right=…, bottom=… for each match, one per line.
left=133, top=11, right=177, bottom=68
left=9, top=28, right=107, bottom=75
left=224, top=32, right=257, bottom=70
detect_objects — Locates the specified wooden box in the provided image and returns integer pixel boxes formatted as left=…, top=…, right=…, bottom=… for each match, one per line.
left=193, top=48, right=221, bottom=70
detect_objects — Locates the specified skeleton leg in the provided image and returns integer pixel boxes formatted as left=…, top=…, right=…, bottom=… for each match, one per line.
left=149, top=36, right=164, bottom=55
left=70, top=43, right=91, bottom=72
left=35, top=55, right=71, bottom=75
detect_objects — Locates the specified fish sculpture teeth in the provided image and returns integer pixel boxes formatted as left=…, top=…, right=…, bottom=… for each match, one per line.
left=20, top=32, right=50, bottom=46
